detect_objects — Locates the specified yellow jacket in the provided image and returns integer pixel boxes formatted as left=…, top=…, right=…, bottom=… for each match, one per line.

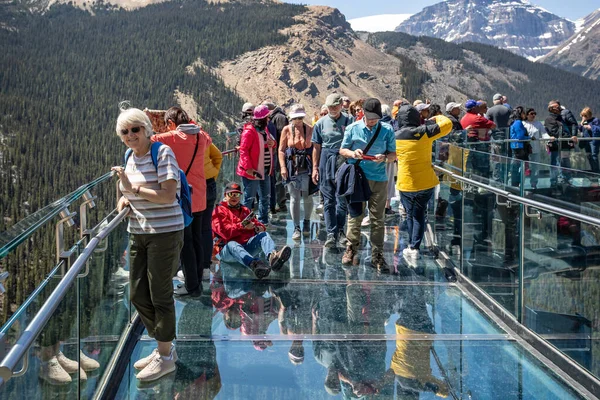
left=395, top=114, right=452, bottom=192
left=204, top=143, right=223, bottom=180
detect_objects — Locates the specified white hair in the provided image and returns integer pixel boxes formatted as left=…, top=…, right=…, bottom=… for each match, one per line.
left=115, top=108, right=153, bottom=138
left=381, top=104, right=392, bottom=117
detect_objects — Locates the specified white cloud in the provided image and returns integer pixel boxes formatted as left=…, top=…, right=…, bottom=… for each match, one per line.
left=348, top=14, right=412, bottom=33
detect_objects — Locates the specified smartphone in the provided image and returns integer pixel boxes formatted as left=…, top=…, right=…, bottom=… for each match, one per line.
left=362, top=155, right=376, bottom=161
left=241, top=211, right=256, bottom=226
left=253, top=172, right=263, bottom=179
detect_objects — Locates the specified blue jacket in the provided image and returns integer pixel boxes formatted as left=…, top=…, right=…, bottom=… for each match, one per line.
left=335, top=162, right=372, bottom=204
left=510, top=120, right=529, bottom=149
left=580, top=117, right=600, bottom=138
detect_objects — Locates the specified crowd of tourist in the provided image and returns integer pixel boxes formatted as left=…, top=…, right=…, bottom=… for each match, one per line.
left=108, top=92, right=599, bottom=383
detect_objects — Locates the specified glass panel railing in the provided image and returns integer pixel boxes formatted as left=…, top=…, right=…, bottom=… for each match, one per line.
left=0, top=271, right=81, bottom=398
left=523, top=207, right=600, bottom=379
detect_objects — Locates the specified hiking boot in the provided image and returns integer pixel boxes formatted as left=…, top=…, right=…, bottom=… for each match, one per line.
left=342, top=245, right=359, bottom=266
left=323, top=233, right=337, bottom=249
left=371, top=252, right=389, bottom=273
left=80, top=351, right=100, bottom=372
left=134, top=348, right=178, bottom=371
left=39, top=357, right=72, bottom=385
left=136, top=352, right=177, bottom=382
left=302, top=220, right=311, bottom=236
left=292, top=226, right=301, bottom=241
left=250, top=259, right=271, bottom=279
left=339, top=231, right=349, bottom=247
left=269, top=245, right=292, bottom=271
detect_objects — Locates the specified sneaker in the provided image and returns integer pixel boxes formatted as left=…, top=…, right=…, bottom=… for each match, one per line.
left=176, top=270, right=185, bottom=282
left=342, top=245, right=359, bottom=266
left=80, top=351, right=100, bottom=372
left=339, top=231, right=349, bottom=247
left=361, top=215, right=370, bottom=227
left=371, top=252, right=389, bottom=273
left=250, top=259, right=271, bottom=279
left=39, top=357, right=72, bottom=385
left=385, top=208, right=397, bottom=216
left=292, top=226, right=301, bottom=241
left=174, top=283, right=202, bottom=297
left=136, top=352, right=177, bottom=382
left=134, top=348, right=178, bottom=371
left=402, top=247, right=419, bottom=266
left=56, top=351, right=78, bottom=374
left=315, top=203, right=324, bottom=216
left=288, top=341, right=305, bottom=365
left=112, top=266, right=129, bottom=282
left=323, top=233, right=337, bottom=249
left=302, top=220, right=310, bottom=236
left=269, top=245, right=292, bottom=271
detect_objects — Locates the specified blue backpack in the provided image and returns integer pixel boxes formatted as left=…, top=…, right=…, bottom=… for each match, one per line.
left=124, top=142, right=194, bottom=227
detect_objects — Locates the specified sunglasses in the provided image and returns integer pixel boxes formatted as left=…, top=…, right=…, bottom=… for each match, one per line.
left=120, top=126, right=142, bottom=136
left=528, top=112, right=536, bottom=116
left=226, top=192, right=241, bottom=198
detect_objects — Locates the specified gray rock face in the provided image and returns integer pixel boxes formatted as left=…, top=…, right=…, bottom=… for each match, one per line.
left=395, top=0, right=575, bottom=60
left=542, top=9, right=600, bottom=81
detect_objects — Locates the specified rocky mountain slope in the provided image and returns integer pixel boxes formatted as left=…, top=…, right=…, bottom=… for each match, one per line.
left=215, top=6, right=405, bottom=113
left=541, top=8, right=600, bottom=80
left=395, top=0, right=575, bottom=61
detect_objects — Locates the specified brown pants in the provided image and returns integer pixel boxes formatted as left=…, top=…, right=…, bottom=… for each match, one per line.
left=346, top=180, right=388, bottom=254
left=130, top=230, right=183, bottom=342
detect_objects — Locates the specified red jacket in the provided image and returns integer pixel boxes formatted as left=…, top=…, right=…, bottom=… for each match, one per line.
left=212, top=201, right=265, bottom=248
left=236, top=123, right=275, bottom=180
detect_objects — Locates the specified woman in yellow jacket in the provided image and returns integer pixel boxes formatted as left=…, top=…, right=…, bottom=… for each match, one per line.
left=395, top=105, right=452, bottom=264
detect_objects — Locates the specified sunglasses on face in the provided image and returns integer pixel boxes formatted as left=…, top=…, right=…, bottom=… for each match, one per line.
left=227, top=192, right=241, bottom=198
left=528, top=112, right=536, bottom=116
left=120, top=126, right=142, bottom=136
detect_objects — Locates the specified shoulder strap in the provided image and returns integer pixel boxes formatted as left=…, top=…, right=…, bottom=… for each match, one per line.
left=150, top=142, right=163, bottom=171
left=124, top=149, right=133, bottom=165
left=185, top=134, right=200, bottom=176
left=357, top=123, right=382, bottom=166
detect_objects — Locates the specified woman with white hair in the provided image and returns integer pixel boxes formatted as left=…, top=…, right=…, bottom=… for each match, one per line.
left=112, top=108, right=184, bottom=383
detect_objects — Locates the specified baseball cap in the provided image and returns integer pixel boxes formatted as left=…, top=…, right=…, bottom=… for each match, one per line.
left=242, top=102, right=255, bottom=113
left=416, top=103, right=430, bottom=112
left=465, top=99, right=478, bottom=110
left=341, top=96, right=350, bottom=102
left=493, top=93, right=503, bottom=101
left=224, top=182, right=243, bottom=194
left=363, top=98, right=383, bottom=119
left=261, top=101, right=276, bottom=111
left=445, top=102, right=462, bottom=112
left=253, top=104, right=270, bottom=120
left=325, top=93, right=343, bottom=107
left=288, top=104, right=306, bottom=119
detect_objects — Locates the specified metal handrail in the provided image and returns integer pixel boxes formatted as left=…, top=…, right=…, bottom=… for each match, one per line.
left=434, top=164, right=600, bottom=227
left=0, top=207, right=129, bottom=385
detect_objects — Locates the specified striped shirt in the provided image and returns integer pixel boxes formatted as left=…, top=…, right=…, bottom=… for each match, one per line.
left=121, top=145, right=184, bottom=234
left=258, top=129, right=271, bottom=171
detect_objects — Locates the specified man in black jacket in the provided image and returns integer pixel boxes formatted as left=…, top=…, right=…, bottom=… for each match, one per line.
left=544, top=100, right=578, bottom=186
left=263, top=101, right=289, bottom=213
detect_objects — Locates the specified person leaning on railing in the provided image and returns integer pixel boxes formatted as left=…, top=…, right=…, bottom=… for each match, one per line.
left=579, top=107, right=600, bottom=174
left=112, top=108, right=183, bottom=383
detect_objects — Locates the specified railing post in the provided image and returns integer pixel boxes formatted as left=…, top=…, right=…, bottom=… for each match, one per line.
left=55, top=207, right=77, bottom=276
left=79, top=190, right=97, bottom=240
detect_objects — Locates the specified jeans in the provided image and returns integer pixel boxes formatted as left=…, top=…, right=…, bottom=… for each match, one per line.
left=321, top=175, right=348, bottom=237
left=550, top=150, right=572, bottom=183
left=529, top=153, right=541, bottom=187
left=400, top=188, right=434, bottom=250
left=510, top=148, right=528, bottom=187
left=588, top=141, right=600, bottom=173
left=219, top=232, right=276, bottom=268
left=449, top=188, right=462, bottom=244
left=242, top=176, right=271, bottom=224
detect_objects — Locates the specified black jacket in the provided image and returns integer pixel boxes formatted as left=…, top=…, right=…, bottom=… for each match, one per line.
left=444, top=112, right=463, bottom=132
left=270, top=108, right=289, bottom=143
left=545, top=112, right=573, bottom=151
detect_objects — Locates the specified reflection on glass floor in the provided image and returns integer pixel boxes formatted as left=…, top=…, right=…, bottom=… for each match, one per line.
left=113, top=211, right=586, bottom=399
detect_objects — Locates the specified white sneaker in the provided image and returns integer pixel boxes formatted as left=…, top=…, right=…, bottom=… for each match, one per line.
left=112, top=266, right=129, bottom=281
left=134, top=348, right=178, bottom=370
left=56, top=351, right=78, bottom=374
left=80, top=350, right=100, bottom=372
left=39, top=356, right=72, bottom=385
left=136, top=352, right=177, bottom=382
left=176, top=270, right=185, bottom=282
left=361, top=215, right=371, bottom=227
left=402, top=247, right=419, bottom=266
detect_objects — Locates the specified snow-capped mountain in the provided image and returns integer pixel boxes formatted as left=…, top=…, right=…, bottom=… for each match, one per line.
left=348, top=14, right=412, bottom=33
left=395, top=0, right=575, bottom=60
left=542, top=8, right=600, bottom=80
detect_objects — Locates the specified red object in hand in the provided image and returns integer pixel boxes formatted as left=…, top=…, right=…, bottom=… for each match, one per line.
left=362, top=155, right=376, bottom=161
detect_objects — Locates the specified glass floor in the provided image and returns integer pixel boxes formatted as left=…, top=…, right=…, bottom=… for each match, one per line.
left=112, top=210, right=588, bottom=400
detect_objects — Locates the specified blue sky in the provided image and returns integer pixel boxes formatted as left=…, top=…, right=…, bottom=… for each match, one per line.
left=283, top=0, right=599, bottom=21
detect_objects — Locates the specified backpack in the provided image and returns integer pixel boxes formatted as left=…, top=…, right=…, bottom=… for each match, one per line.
left=124, top=142, right=193, bottom=227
